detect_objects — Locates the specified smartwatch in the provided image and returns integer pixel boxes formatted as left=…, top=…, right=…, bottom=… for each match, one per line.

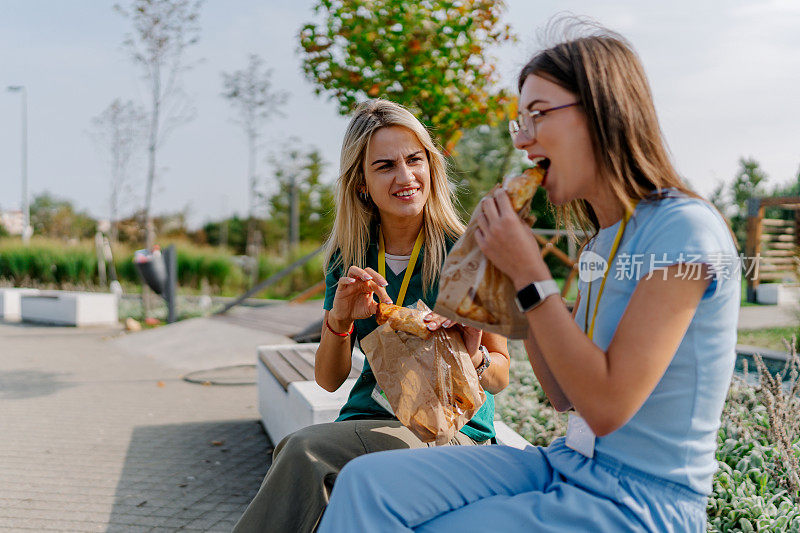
left=515, top=279, right=560, bottom=313
left=475, top=345, right=491, bottom=379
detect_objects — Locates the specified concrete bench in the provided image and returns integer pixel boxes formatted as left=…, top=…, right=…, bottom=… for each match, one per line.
left=20, top=291, right=118, bottom=327
left=257, top=342, right=532, bottom=449
left=257, top=343, right=363, bottom=445
left=0, top=288, right=40, bottom=322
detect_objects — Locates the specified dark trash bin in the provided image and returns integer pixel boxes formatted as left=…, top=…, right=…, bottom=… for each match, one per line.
left=134, top=247, right=167, bottom=295
left=133, top=245, right=177, bottom=323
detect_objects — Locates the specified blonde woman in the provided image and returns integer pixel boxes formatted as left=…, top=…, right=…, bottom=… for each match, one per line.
left=234, top=99, right=510, bottom=533
left=319, top=23, right=740, bottom=533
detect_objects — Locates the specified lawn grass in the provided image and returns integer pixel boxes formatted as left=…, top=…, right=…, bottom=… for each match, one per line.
left=738, top=326, right=798, bottom=352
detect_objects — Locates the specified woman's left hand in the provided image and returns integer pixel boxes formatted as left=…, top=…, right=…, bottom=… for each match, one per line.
left=455, top=323, right=484, bottom=366
left=424, top=313, right=483, bottom=364
left=423, top=312, right=457, bottom=331
left=475, top=189, right=551, bottom=288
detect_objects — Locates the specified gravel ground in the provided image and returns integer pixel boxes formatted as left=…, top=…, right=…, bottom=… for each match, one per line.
left=494, top=341, right=567, bottom=447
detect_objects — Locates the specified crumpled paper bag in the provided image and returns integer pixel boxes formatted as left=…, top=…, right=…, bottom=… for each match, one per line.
left=360, top=300, right=486, bottom=445
left=434, top=180, right=537, bottom=339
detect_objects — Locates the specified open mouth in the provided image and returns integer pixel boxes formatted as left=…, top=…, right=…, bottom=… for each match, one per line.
left=531, top=157, right=551, bottom=186
left=392, top=188, right=419, bottom=199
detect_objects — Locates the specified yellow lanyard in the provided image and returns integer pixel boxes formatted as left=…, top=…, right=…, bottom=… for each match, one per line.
left=584, top=203, right=638, bottom=340
left=378, top=227, right=424, bottom=308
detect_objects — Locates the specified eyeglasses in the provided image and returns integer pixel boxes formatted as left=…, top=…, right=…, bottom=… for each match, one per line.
left=508, top=102, right=580, bottom=140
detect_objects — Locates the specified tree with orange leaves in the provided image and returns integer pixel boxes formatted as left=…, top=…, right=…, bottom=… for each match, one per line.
left=299, top=0, right=514, bottom=152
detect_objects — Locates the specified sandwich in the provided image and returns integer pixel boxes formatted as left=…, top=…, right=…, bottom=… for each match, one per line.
left=375, top=303, right=432, bottom=339
left=504, top=163, right=546, bottom=212
left=453, top=161, right=547, bottom=323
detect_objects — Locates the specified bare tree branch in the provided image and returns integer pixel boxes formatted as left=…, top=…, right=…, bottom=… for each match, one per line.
left=115, top=0, right=204, bottom=248
left=221, top=53, right=289, bottom=265
left=88, top=99, right=147, bottom=242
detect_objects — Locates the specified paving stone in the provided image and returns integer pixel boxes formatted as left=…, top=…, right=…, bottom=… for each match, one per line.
left=0, top=322, right=273, bottom=531
left=212, top=519, right=239, bottom=531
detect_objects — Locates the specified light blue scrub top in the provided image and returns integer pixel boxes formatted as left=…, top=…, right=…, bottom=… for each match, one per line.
left=574, top=190, right=740, bottom=495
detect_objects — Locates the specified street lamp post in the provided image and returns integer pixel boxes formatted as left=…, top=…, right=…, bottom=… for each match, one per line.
left=6, top=85, right=31, bottom=244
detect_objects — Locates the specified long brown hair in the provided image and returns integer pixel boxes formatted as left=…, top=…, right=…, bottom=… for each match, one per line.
left=519, top=19, right=700, bottom=237
left=324, top=99, right=464, bottom=293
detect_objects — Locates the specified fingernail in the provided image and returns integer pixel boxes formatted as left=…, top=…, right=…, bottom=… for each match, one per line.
left=443, top=320, right=453, bottom=327
left=362, top=275, right=372, bottom=281
left=379, top=280, right=388, bottom=287
left=343, top=277, right=355, bottom=283
left=427, top=323, right=436, bottom=330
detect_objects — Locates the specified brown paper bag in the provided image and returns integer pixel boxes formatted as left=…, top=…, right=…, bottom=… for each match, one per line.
left=434, top=181, right=536, bottom=339
left=360, top=300, right=486, bottom=445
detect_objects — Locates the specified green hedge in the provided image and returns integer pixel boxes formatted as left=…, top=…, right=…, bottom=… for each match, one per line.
left=0, top=241, right=97, bottom=286
left=0, top=238, right=324, bottom=297
left=115, top=248, right=244, bottom=292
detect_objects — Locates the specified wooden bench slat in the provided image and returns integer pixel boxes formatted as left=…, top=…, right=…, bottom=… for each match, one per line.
left=760, top=257, right=797, bottom=265
left=260, top=350, right=306, bottom=391
left=763, top=242, right=796, bottom=250
left=261, top=343, right=364, bottom=390
left=760, top=233, right=796, bottom=242
left=759, top=265, right=796, bottom=272
left=757, top=272, right=796, bottom=281
left=293, top=344, right=361, bottom=380
left=297, top=347, right=317, bottom=367
left=763, top=249, right=796, bottom=257
left=761, top=218, right=794, bottom=227
left=277, top=347, right=317, bottom=381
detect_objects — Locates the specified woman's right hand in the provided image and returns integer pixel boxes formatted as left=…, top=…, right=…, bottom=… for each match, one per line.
left=475, top=189, right=551, bottom=288
left=328, top=266, right=392, bottom=330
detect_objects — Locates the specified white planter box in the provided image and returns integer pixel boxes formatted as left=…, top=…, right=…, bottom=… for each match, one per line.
left=20, top=291, right=118, bottom=326
left=757, top=283, right=800, bottom=306
left=0, top=288, right=40, bottom=321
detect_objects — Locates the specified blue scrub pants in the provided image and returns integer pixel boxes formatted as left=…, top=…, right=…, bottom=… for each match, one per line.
left=318, top=438, right=707, bottom=532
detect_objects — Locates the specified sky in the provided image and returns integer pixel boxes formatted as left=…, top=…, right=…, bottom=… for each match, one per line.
left=1, top=0, right=799, bottom=228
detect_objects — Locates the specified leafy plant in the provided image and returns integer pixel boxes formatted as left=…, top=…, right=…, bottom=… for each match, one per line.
left=299, top=0, right=514, bottom=150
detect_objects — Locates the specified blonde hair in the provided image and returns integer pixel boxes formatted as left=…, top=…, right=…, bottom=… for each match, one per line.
left=324, top=99, right=465, bottom=293
left=519, top=19, right=701, bottom=238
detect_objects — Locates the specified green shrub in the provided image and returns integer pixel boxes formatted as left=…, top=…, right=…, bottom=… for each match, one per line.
left=0, top=246, right=34, bottom=284
left=115, top=246, right=244, bottom=293
left=1, top=237, right=328, bottom=300
left=256, top=243, right=326, bottom=299
left=0, top=239, right=98, bottom=287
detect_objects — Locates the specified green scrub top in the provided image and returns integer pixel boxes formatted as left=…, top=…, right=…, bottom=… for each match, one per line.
left=323, top=233, right=495, bottom=442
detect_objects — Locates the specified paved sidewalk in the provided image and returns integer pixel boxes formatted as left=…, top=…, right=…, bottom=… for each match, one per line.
left=738, top=304, right=798, bottom=329
left=0, top=322, right=272, bottom=532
